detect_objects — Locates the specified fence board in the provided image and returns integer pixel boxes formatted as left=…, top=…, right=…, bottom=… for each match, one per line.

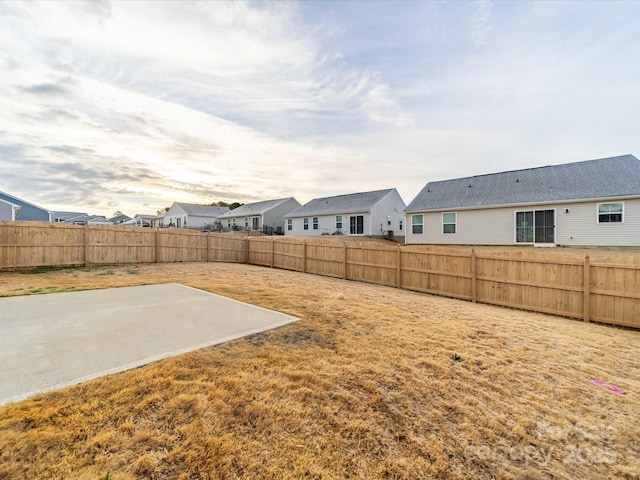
left=1, top=221, right=639, bottom=328
left=346, top=245, right=398, bottom=286
left=248, top=237, right=273, bottom=267
left=273, top=239, right=305, bottom=272
left=305, top=242, right=344, bottom=278
left=589, top=261, right=640, bottom=328
left=209, top=235, right=247, bottom=263
left=87, top=227, right=156, bottom=265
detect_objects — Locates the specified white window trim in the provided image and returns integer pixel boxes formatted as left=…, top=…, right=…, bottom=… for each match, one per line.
left=514, top=210, right=533, bottom=244
left=513, top=209, right=556, bottom=244
left=597, top=202, right=624, bottom=224
left=442, top=212, right=457, bottom=235
left=411, top=214, right=424, bottom=235
left=349, top=215, right=365, bottom=235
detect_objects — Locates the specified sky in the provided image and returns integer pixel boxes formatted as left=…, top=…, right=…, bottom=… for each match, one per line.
left=1, top=0, right=639, bottom=217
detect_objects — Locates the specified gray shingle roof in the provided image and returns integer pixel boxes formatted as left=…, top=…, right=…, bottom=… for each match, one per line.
left=218, top=197, right=297, bottom=218
left=406, top=154, right=640, bottom=212
left=175, top=203, right=229, bottom=216
left=285, top=189, right=397, bottom=218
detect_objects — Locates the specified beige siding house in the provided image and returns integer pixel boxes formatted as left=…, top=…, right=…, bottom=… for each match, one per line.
left=284, top=188, right=406, bottom=238
left=405, top=154, right=640, bottom=247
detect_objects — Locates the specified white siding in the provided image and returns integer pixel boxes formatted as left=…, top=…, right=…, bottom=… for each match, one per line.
left=287, top=213, right=371, bottom=236
left=186, top=215, right=213, bottom=229
left=555, top=199, right=640, bottom=247
left=407, top=208, right=514, bottom=245
left=263, top=198, right=301, bottom=233
left=406, top=197, right=640, bottom=247
left=369, top=190, right=406, bottom=237
left=163, top=204, right=188, bottom=228
left=164, top=204, right=224, bottom=229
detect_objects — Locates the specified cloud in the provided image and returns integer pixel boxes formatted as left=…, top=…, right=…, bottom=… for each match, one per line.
left=470, top=0, right=493, bottom=47
left=19, top=81, right=71, bottom=96
left=1, top=1, right=639, bottom=217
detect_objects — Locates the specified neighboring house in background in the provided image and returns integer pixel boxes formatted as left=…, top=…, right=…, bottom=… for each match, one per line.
left=61, top=214, right=112, bottom=226
left=284, top=188, right=406, bottom=238
left=405, top=154, right=640, bottom=247
left=122, top=213, right=163, bottom=227
left=218, top=197, right=301, bottom=234
left=0, top=198, right=21, bottom=221
left=0, top=190, right=51, bottom=221
left=51, top=211, right=89, bottom=223
left=109, top=212, right=132, bottom=224
left=163, top=202, right=230, bottom=229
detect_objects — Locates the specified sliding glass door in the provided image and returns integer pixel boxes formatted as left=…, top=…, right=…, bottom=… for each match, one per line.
left=516, top=209, right=554, bottom=244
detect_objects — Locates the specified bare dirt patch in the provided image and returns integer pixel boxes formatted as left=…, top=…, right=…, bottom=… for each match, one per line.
left=0, top=262, right=638, bottom=479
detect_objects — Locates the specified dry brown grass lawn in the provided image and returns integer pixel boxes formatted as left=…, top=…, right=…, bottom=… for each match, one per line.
left=0, top=263, right=638, bottom=480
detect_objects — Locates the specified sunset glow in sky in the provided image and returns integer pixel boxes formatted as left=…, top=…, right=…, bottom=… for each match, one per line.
left=1, top=1, right=638, bottom=216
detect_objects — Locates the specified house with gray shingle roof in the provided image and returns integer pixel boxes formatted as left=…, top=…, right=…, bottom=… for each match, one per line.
left=405, top=154, right=640, bottom=247
left=163, top=202, right=229, bottom=229
left=51, top=211, right=89, bottom=223
left=218, top=197, right=301, bottom=234
left=284, top=188, right=406, bottom=238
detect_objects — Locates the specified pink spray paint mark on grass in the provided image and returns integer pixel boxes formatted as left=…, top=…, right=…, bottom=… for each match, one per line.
left=591, top=380, right=626, bottom=395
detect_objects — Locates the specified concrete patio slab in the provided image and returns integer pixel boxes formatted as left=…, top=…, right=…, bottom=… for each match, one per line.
left=0, top=283, right=298, bottom=406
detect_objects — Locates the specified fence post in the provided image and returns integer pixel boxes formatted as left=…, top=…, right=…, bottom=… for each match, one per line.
left=396, top=244, right=402, bottom=288
left=343, top=244, right=348, bottom=279
left=271, top=237, right=275, bottom=268
left=206, top=232, right=211, bottom=263
left=84, top=224, right=90, bottom=267
left=302, top=240, right=307, bottom=273
left=155, top=229, right=160, bottom=263
left=244, top=236, right=249, bottom=264
left=583, top=255, right=590, bottom=322
left=471, top=249, right=477, bottom=303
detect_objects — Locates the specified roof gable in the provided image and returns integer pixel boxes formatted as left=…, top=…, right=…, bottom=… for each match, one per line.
left=406, top=155, right=640, bottom=212
left=0, top=190, right=49, bottom=213
left=218, top=197, right=298, bottom=218
left=286, top=189, right=398, bottom=217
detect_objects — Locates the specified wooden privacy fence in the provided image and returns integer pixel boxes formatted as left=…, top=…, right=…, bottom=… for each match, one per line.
left=1, top=222, right=639, bottom=329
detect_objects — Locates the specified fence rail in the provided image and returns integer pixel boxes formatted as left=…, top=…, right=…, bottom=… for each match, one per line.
left=1, top=222, right=638, bottom=329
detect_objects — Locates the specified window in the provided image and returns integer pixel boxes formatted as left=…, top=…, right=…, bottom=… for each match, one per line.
left=598, top=202, right=623, bottom=223
left=287, top=219, right=292, bottom=231
left=350, top=215, right=364, bottom=234
left=303, top=218, right=309, bottom=230
left=336, top=215, right=342, bottom=229
left=442, top=212, right=456, bottom=234
left=515, top=211, right=533, bottom=243
left=313, top=217, right=319, bottom=230
left=176, top=218, right=181, bottom=228
left=244, top=217, right=248, bottom=228
left=411, top=214, right=423, bottom=234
